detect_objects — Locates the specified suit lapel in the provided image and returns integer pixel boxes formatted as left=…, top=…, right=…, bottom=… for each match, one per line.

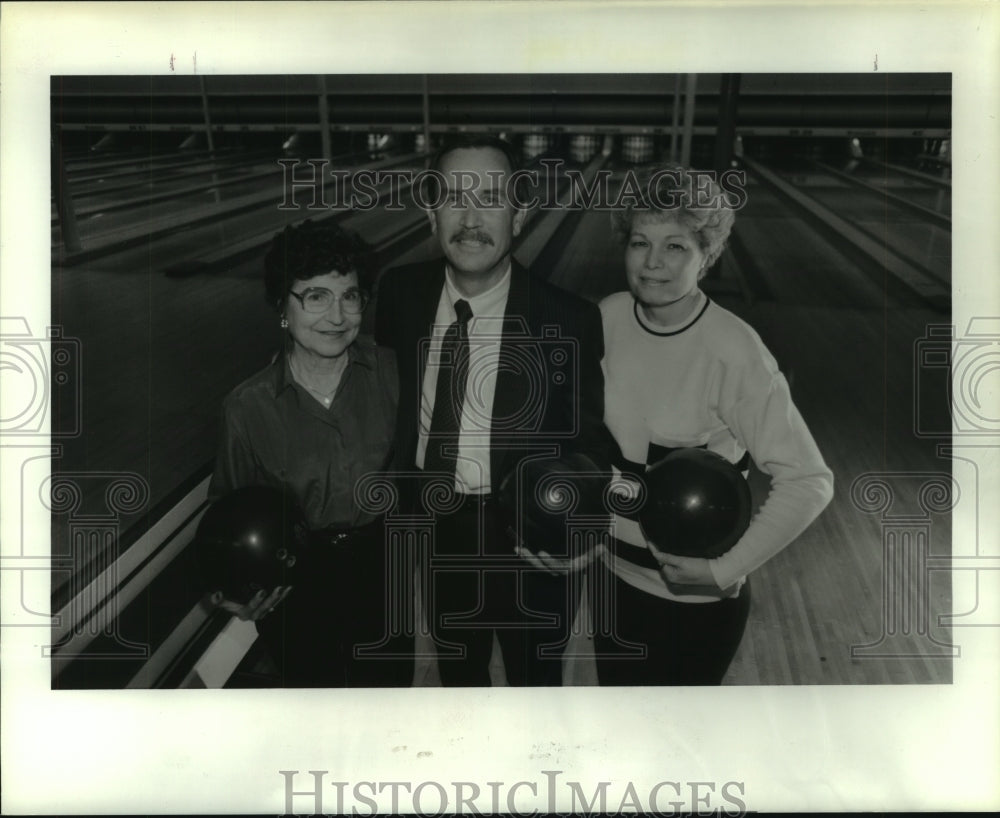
left=490, top=263, right=534, bottom=481
left=391, top=262, right=444, bottom=470
left=412, top=263, right=447, bottom=388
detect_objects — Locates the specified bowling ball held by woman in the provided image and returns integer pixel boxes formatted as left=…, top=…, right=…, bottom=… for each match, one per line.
left=196, top=485, right=307, bottom=620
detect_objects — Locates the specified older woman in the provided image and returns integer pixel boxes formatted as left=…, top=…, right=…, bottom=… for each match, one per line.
left=208, top=220, right=412, bottom=687
left=593, top=166, right=834, bottom=685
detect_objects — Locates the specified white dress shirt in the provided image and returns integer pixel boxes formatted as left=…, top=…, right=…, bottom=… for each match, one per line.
left=417, top=265, right=512, bottom=494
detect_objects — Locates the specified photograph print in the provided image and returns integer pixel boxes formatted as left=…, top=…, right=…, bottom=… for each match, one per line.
left=45, top=72, right=957, bottom=691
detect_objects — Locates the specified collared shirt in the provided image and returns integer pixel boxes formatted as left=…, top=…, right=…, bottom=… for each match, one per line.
left=416, top=265, right=511, bottom=493
left=208, top=335, right=398, bottom=530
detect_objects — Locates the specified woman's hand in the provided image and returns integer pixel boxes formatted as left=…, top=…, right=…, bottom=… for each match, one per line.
left=646, top=544, right=720, bottom=589
left=210, top=586, right=292, bottom=621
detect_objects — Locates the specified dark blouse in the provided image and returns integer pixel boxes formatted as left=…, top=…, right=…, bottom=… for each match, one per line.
left=208, top=335, right=398, bottom=529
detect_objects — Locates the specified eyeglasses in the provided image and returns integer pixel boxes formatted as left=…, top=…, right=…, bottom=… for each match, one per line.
left=287, top=287, right=370, bottom=315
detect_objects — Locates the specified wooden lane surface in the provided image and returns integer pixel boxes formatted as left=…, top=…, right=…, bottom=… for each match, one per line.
left=801, top=183, right=951, bottom=286
left=811, top=159, right=950, bottom=229
left=833, top=159, right=952, bottom=216
left=63, top=152, right=277, bottom=206
left=865, top=155, right=952, bottom=187
left=744, top=159, right=950, bottom=312
left=59, top=162, right=285, bottom=224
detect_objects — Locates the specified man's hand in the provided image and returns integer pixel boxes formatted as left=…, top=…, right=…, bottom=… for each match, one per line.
left=210, top=586, right=292, bottom=621
left=646, top=545, right=720, bottom=589
left=513, top=539, right=607, bottom=576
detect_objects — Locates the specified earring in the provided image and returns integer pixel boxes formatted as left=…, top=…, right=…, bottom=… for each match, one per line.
left=280, top=316, right=289, bottom=329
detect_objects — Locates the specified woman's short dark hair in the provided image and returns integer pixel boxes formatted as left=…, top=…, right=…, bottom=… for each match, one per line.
left=263, top=220, right=376, bottom=311
left=610, top=165, right=736, bottom=270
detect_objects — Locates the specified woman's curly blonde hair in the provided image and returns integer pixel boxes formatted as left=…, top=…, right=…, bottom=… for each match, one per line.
left=610, top=165, right=736, bottom=270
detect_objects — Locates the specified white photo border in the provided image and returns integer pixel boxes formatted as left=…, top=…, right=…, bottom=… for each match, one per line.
left=2, top=1, right=999, bottom=814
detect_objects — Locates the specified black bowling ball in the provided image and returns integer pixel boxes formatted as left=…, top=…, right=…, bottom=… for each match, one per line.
left=195, top=486, right=307, bottom=603
left=639, top=449, right=751, bottom=559
left=498, top=452, right=611, bottom=556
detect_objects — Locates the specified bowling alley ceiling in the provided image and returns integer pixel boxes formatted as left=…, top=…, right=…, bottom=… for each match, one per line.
left=52, top=73, right=950, bottom=133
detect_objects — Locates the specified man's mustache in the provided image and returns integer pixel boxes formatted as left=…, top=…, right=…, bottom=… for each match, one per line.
left=450, top=230, right=494, bottom=245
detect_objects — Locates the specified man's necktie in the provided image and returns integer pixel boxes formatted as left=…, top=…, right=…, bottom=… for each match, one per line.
left=424, top=299, right=473, bottom=476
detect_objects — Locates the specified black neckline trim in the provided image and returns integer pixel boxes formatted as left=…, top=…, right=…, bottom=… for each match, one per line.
left=633, top=294, right=711, bottom=337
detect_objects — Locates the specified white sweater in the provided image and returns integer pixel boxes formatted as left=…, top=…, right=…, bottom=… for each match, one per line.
left=600, top=289, right=834, bottom=602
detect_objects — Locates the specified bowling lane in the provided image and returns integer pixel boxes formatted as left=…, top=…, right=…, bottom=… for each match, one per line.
left=55, top=154, right=408, bottom=248
left=808, top=185, right=949, bottom=284
left=64, top=147, right=352, bottom=204
left=62, top=157, right=278, bottom=207
left=546, top=195, right=623, bottom=302
left=53, top=165, right=286, bottom=244
left=768, top=163, right=950, bottom=285
left=733, top=174, right=931, bottom=308
left=888, top=152, right=952, bottom=180
left=67, top=150, right=261, bottom=189
left=828, top=160, right=952, bottom=216
left=65, top=159, right=426, bottom=273
left=63, top=145, right=238, bottom=173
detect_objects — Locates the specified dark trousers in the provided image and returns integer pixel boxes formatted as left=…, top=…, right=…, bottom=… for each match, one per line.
left=428, top=499, right=576, bottom=686
left=256, top=520, right=414, bottom=687
left=592, top=563, right=750, bottom=686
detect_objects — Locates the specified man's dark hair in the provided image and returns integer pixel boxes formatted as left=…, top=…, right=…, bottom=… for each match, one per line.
left=426, top=134, right=530, bottom=208
left=263, top=220, right=376, bottom=311
left=429, top=134, right=522, bottom=176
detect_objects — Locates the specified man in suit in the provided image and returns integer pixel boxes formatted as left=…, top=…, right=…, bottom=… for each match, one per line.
left=374, top=135, right=610, bottom=686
